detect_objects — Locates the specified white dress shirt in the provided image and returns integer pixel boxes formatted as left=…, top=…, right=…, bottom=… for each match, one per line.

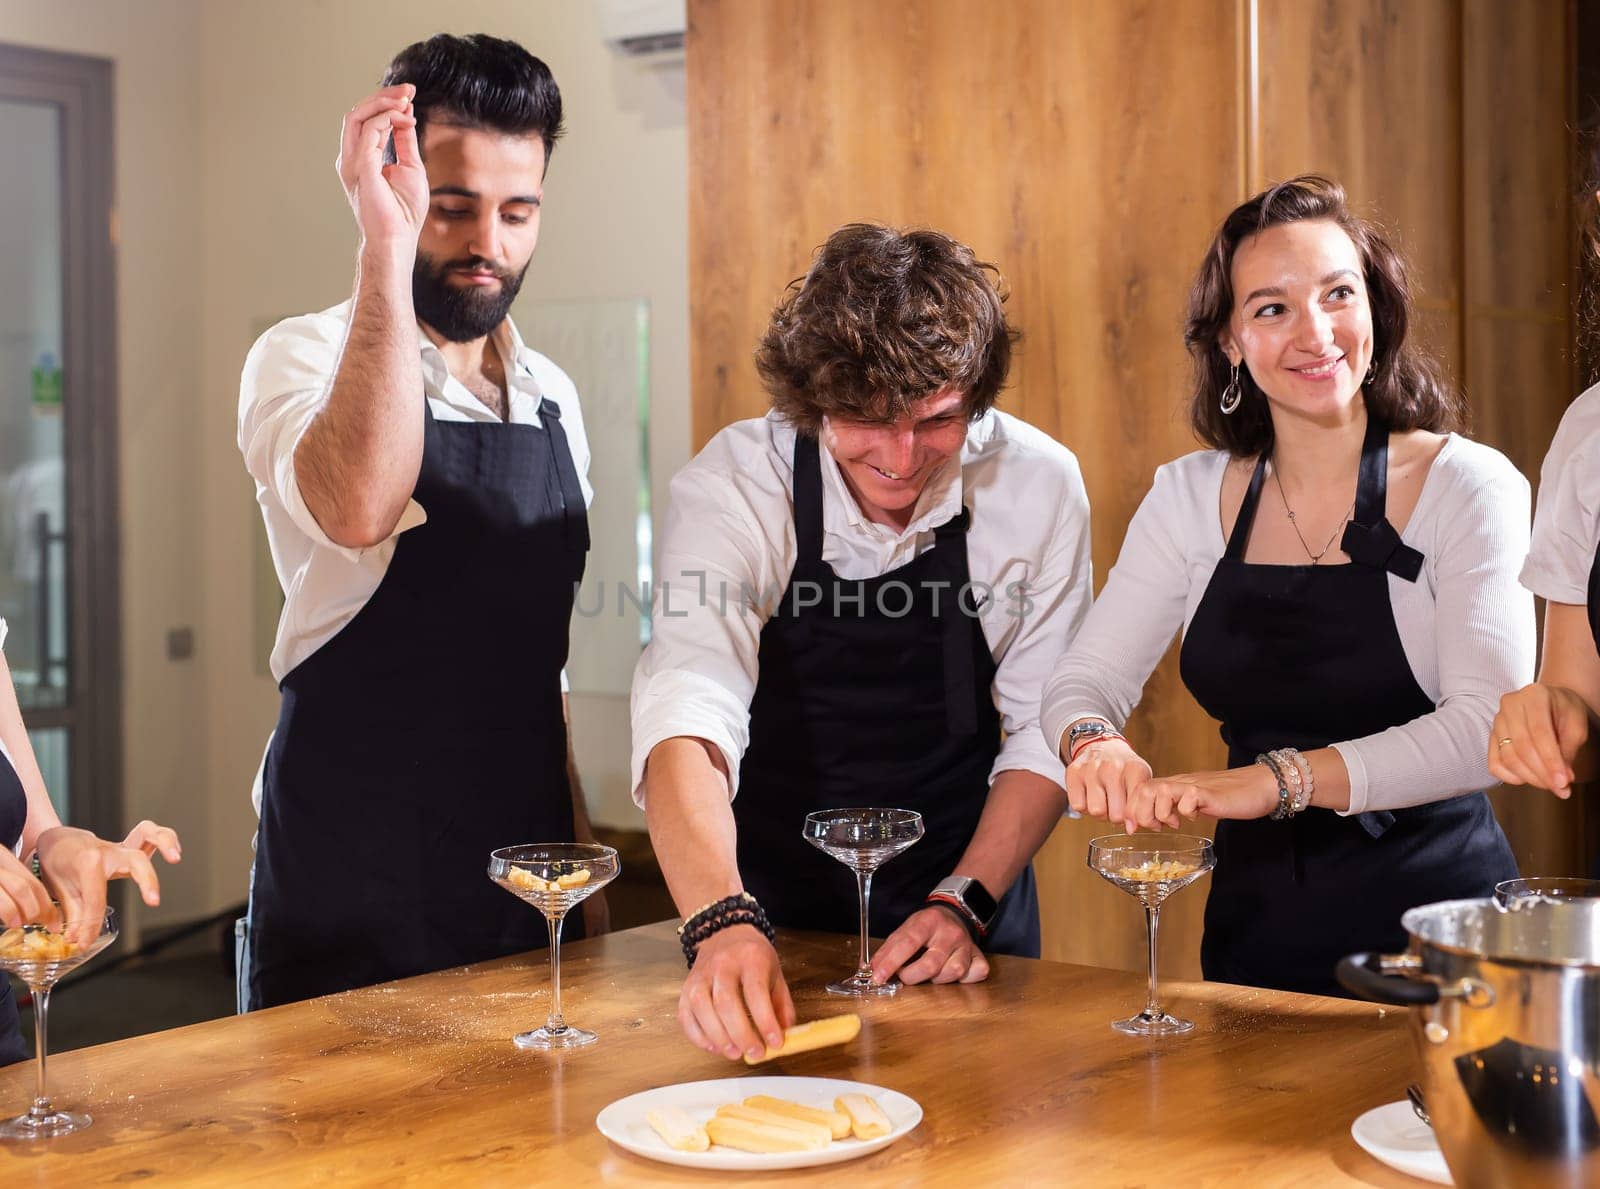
left=1522, top=382, right=1600, bottom=604
left=1041, top=435, right=1535, bottom=815
left=629, top=409, right=1093, bottom=805
left=239, top=300, right=594, bottom=684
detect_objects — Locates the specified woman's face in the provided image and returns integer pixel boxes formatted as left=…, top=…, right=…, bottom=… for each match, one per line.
left=1221, top=219, right=1374, bottom=427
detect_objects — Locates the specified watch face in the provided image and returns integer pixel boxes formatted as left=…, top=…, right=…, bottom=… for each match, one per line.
left=962, top=879, right=998, bottom=924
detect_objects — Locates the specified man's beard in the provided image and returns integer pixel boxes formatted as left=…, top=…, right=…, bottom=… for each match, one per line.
left=412, top=252, right=530, bottom=343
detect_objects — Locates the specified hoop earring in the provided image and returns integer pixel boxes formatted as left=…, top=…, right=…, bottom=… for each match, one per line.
left=1220, top=363, right=1242, bottom=415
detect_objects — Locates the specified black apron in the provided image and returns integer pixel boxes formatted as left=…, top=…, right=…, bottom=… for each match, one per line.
left=1178, top=416, right=1517, bottom=996
left=247, top=397, right=589, bottom=1009
left=0, top=748, right=26, bottom=1065
left=734, top=433, right=1039, bottom=957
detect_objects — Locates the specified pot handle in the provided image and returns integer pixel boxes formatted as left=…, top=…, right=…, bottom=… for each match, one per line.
left=1336, top=951, right=1441, bottom=1006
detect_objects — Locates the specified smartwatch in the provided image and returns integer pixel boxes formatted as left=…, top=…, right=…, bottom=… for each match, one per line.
left=927, top=875, right=999, bottom=942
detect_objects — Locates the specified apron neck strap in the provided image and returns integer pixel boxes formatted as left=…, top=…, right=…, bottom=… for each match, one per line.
left=792, top=431, right=825, bottom=565
left=1224, top=455, right=1270, bottom=561
left=1352, top=412, right=1390, bottom=527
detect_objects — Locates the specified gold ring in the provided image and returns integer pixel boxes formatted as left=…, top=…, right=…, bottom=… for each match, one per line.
left=1497, top=737, right=1514, bottom=748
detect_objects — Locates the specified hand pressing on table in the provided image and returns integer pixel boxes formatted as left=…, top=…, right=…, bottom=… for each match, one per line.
left=678, top=923, right=797, bottom=1063
left=868, top=905, right=989, bottom=986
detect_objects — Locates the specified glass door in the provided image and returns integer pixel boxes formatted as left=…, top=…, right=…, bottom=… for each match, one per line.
left=0, top=44, right=120, bottom=837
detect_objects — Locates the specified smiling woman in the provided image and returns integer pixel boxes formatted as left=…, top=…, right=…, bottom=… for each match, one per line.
left=1043, top=175, right=1534, bottom=997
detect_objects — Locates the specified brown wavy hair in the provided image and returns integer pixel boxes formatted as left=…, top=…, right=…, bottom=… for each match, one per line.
left=755, top=224, right=1018, bottom=435
left=1185, top=175, right=1464, bottom=457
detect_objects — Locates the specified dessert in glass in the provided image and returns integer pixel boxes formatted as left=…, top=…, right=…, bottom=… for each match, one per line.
left=487, top=843, right=618, bottom=1049
left=0, top=906, right=118, bottom=1139
left=802, top=809, right=924, bottom=996
left=1088, top=834, right=1214, bottom=1036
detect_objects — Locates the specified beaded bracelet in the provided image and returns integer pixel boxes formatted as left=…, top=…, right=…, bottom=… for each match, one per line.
left=678, top=893, right=776, bottom=968
left=1270, top=747, right=1315, bottom=813
left=1260, top=752, right=1299, bottom=819
left=1259, top=749, right=1314, bottom=820
left=1257, top=752, right=1296, bottom=821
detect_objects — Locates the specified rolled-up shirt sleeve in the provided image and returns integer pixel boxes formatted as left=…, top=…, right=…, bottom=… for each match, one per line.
left=988, top=450, right=1093, bottom=788
left=1040, top=462, right=1195, bottom=759
left=238, top=314, right=424, bottom=564
left=1335, top=467, right=1535, bottom=813
left=629, top=463, right=786, bottom=806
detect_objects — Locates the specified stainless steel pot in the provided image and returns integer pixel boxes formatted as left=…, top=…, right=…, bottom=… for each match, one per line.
left=1338, top=898, right=1600, bottom=1188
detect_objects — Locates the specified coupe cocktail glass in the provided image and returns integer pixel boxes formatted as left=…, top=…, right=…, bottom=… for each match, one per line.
left=0, top=907, right=118, bottom=1139
left=488, top=843, right=618, bottom=1049
left=803, top=808, right=924, bottom=996
left=1088, top=834, right=1214, bottom=1036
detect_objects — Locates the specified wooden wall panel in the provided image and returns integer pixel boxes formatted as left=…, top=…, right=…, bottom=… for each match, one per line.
left=1257, top=0, right=1465, bottom=380
left=1463, top=0, right=1584, bottom=875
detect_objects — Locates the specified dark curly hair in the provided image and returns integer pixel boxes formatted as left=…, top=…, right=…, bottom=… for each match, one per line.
left=381, top=34, right=564, bottom=168
left=754, top=224, right=1018, bottom=436
left=1185, top=175, right=1464, bottom=457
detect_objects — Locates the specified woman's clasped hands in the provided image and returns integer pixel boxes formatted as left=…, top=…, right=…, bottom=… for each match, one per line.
left=1067, top=736, right=1277, bottom=833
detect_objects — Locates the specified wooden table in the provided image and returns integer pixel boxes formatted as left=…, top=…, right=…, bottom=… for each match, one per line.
left=0, top=922, right=1427, bottom=1185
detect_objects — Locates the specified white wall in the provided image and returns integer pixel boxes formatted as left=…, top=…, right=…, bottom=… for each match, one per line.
left=0, top=0, right=209, bottom=933
left=0, top=1, right=689, bottom=925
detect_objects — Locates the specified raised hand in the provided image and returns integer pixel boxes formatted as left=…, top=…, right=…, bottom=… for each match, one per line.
left=335, top=85, right=428, bottom=250
left=1489, top=681, right=1592, bottom=798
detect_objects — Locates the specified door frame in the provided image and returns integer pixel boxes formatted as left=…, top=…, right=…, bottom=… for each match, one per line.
left=0, top=43, right=122, bottom=841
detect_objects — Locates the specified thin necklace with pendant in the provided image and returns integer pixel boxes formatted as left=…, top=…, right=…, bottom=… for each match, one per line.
left=1271, top=463, right=1354, bottom=565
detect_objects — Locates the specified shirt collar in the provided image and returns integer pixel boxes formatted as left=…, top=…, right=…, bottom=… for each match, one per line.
left=416, top=314, right=540, bottom=401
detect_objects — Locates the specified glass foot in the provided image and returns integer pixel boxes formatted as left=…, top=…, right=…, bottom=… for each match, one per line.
left=514, top=1024, right=596, bottom=1050
left=1112, top=1011, right=1193, bottom=1037
left=0, top=1108, right=93, bottom=1139
left=826, top=972, right=898, bottom=997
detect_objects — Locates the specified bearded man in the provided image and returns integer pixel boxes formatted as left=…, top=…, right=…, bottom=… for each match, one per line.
left=237, top=34, right=603, bottom=1009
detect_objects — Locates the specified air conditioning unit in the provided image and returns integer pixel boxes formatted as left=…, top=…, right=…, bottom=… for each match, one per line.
left=599, top=0, right=686, bottom=57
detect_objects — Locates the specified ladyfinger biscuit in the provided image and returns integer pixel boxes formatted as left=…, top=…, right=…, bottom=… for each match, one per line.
left=714, top=1103, right=832, bottom=1145
left=742, top=1095, right=852, bottom=1140
left=506, top=867, right=549, bottom=892
left=834, top=1093, right=891, bottom=1140
left=706, top=1112, right=828, bottom=1153
left=645, top=1106, right=710, bottom=1152
left=744, top=1012, right=862, bottom=1064
left=555, top=868, right=591, bottom=889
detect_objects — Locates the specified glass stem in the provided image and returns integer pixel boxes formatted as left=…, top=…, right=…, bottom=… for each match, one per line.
left=545, top=912, right=567, bottom=1034
left=30, top=985, right=51, bottom=1117
left=1142, top=905, right=1162, bottom=1021
left=855, top=868, right=874, bottom=979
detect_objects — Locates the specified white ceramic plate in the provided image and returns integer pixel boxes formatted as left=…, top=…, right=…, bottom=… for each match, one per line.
left=1351, top=1100, right=1453, bottom=1185
left=596, top=1075, right=922, bottom=1171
